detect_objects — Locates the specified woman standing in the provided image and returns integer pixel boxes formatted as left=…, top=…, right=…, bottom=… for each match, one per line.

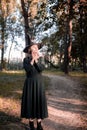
left=21, top=41, right=48, bottom=130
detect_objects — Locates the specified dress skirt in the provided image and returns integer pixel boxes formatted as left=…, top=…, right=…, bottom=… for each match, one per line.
left=21, top=74, right=48, bottom=119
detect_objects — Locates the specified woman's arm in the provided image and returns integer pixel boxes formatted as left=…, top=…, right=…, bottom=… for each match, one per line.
left=23, top=57, right=35, bottom=72
left=34, top=57, right=45, bottom=72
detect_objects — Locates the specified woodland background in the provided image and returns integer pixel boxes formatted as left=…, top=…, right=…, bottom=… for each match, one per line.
left=0, top=0, right=87, bottom=74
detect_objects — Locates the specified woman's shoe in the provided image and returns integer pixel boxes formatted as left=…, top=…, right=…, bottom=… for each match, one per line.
left=37, top=122, right=43, bottom=130
left=29, top=121, right=35, bottom=130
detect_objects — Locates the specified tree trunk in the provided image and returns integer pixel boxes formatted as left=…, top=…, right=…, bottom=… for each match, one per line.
left=63, top=20, right=69, bottom=73
left=8, top=42, right=13, bottom=65
left=63, top=0, right=73, bottom=74
left=1, top=48, right=4, bottom=70
left=79, top=0, right=87, bottom=72
left=20, top=0, right=31, bottom=46
left=1, top=21, right=5, bottom=70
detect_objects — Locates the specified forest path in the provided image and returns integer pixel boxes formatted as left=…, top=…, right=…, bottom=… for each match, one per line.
left=42, top=74, right=87, bottom=130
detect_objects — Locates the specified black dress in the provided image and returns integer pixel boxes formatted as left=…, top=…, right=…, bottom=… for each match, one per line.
left=21, top=56, right=48, bottom=119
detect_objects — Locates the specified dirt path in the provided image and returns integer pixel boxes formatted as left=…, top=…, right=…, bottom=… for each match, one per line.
left=0, top=74, right=87, bottom=130
left=42, top=74, right=87, bottom=130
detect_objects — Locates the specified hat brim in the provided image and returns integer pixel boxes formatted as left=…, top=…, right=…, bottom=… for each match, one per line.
left=23, top=43, right=42, bottom=53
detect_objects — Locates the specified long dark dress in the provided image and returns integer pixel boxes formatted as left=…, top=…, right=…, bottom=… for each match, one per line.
left=21, top=56, right=48, bottom=119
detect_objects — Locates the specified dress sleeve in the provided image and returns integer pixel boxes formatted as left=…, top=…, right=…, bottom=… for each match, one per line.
left=34, top=57, right=45, bottom=72
left=23, top=57, right=34, bottom=72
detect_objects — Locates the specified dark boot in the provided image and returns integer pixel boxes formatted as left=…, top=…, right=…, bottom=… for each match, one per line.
left=37, top=122, right=43, bottom=130
left=29, top=121, right=35, bottom=130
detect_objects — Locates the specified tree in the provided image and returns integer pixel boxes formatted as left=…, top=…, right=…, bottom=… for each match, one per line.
left=19, top=0, right=87, bottom=72
left=20, top=0, right=31, bottom=46
left=63, top=0, right=74, bottom=74
left=0, top=0, right=16, bottom=70
left=79, top=0, right=87, bottom=72
left=6, top=10, right=24, bottom=65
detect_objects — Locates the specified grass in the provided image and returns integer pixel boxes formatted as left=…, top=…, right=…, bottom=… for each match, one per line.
left=0, top=71, right=25, bottom=126
left=44, top=68, right=87, bottom=75
left=44, top=69, right=64, bottom=75
left=0, top=71, right=25, bottom=99
left=70, top=71, right=87, bottom=77
left=0, top=70, right=50, bottom=99
left=44, top=68, right=87, bottom=76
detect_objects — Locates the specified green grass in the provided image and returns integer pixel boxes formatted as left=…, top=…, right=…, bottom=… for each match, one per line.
left=44, top=69, right=64, bottom=75
left=0, top=70, right=50, bottom=99
left=69, top=71, right=87, bottom=77
left=0, top=71, right=25, bottom=99
left=44, top=68, right=87, bottom=76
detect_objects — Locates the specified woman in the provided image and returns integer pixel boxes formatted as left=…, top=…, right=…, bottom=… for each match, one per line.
left=21, top=41, right=48, bottom=130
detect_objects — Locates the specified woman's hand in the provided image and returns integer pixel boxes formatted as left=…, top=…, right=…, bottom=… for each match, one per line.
left=32, top=51, right=39, bottom=63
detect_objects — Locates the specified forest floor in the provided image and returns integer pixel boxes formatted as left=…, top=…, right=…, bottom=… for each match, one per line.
left=0, top=71, right=87, bottom=130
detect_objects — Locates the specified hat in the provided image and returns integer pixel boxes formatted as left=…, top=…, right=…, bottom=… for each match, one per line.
left=23, top=41, right=42, bottom=53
